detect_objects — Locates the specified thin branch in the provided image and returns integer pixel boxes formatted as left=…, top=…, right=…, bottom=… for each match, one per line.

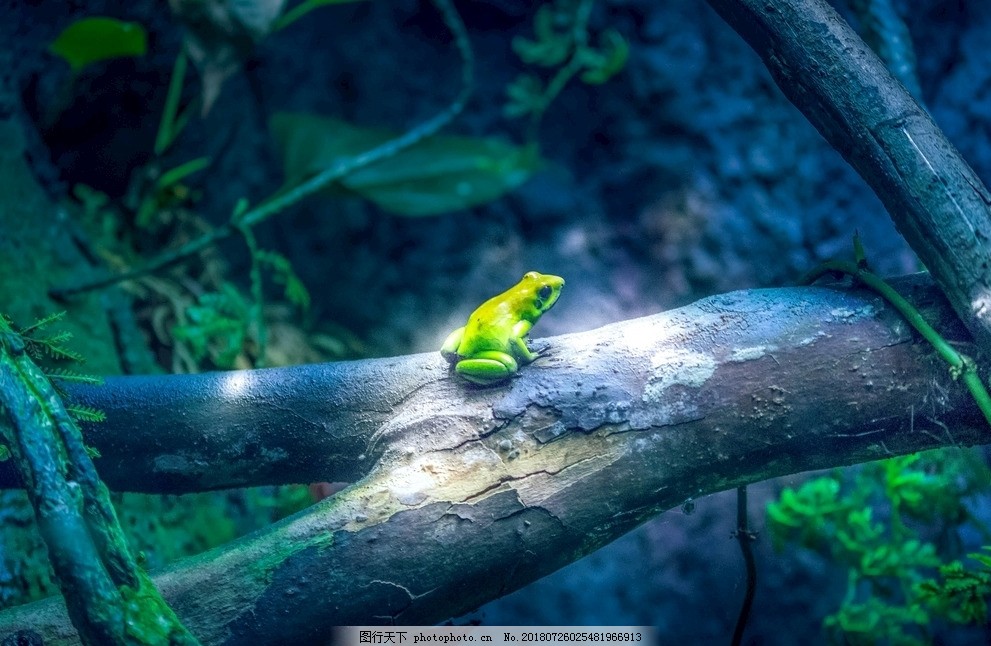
left=731, top=485, right=757, bottom=646
left=803, top=259, right=991, bottom=427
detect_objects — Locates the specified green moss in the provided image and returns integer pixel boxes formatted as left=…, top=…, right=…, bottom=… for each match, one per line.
left=120, top=574, right=197, bottom=645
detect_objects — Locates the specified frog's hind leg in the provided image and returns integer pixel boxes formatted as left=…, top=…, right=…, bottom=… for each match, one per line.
left=455, top=351, right=518, bottom=385
left=440, top=327, right=466, bottom=363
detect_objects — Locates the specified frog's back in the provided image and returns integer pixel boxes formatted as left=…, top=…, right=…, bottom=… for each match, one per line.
left=457, top=298, right=519, bottom=355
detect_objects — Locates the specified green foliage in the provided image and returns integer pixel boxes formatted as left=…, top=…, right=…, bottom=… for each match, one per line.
left=255, top=250, right=312, bottom=311
left=274, top=0, right=368, bottom=31
left=172, top=284, right=251, bottom=370
left=65, top=405, right=107, bottom=424
left=135, top=157, right=211, bottom=229
left=49, top=17, right=148, bottom=72
left=917, top=551, right=991, bottom=625
left=46, top=368, right=104, bottom=386
left=767, top=449, right=991, bottom=644
left=824, top=595, right=929, bottom=645
left=271, top=112, right=542, bottom=216
left=15, top=311, right=84, bottom=363
left=4, top=312, right=106, bottom=425
left=506, top=0, right=628, bottom=130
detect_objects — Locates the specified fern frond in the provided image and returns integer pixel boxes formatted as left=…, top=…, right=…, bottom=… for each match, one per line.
left=37, top=340, right=85, bottom=363
left=19, top=311, right=67, bottom=335
left=66, top=405, right=106, bottom=423
left=44, top=345, right=85, bottom=363
left=47, top=369, right=104, bottom=386
left=39, top=330, right=74, bottom=346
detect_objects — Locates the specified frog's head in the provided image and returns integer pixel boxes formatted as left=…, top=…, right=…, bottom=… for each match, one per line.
left=521, top=271, right=565, bottom=319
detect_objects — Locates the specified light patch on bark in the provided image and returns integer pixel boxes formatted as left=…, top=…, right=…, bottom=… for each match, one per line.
left=829, top=305, right=876, bottom=320
left=642, top=349, right=716, bottom=403
left=729, top=345, right=771, bottom=362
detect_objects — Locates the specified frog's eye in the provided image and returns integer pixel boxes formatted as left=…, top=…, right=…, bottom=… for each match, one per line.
left=538, top=285, right=552, bottom=300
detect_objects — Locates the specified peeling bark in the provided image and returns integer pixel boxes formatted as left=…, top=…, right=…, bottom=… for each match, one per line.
left=0, top=274, right=987, bottom=643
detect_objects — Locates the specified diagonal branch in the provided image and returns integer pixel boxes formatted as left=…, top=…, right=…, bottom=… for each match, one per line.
left=705, top=0, right=991, bottom=353
left=1, top=275, right=987, bottom=642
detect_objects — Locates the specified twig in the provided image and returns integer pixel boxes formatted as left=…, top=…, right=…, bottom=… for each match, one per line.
left=731, top=485, right=757, bottom=646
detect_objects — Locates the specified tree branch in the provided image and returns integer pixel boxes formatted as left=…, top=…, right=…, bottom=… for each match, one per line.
left=0, top=276, right=983, bottom=495
left=1, top=275, right=987, bottom=642
left=705, top=0, right=991, bottom=353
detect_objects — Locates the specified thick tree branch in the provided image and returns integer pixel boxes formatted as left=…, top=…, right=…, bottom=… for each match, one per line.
left=0, top=277, right=982, bottom=495
left=705, top=0, right=991, bottom=353
left=0, top=275, right=987, bottom=643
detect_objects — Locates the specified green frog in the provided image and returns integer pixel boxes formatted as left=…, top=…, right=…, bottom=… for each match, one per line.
left=441, top=271, right=565, bottom=385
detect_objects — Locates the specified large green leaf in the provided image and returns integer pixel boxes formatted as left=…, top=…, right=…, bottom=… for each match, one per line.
left=270, top=112, right=541, bottom=216
left=49, top=17, right=147, bottom=72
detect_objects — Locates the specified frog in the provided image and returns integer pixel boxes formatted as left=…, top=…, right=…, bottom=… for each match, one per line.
left=441, top=271, right=565, bottom=386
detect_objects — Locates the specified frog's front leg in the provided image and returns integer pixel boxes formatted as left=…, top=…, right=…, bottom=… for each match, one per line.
left=509, top=319, right=539, bottom=363
left=455, top=351, right=519, bottom=385
left=440, top=326, right=465, bottom=363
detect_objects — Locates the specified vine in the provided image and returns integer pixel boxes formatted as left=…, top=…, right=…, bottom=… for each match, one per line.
left=800, top=234, right=991, bottom=428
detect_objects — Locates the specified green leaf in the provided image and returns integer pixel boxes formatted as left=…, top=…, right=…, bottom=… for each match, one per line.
left=274, top=0, right=368, bottom=31
left=157, top=157, right=211, bottom=190
left=271, top=113, right=542, bottom=216
left=20, top=311, right=67, bottom=335
left=49, top=17, right=148, bottom=72
left=155, top=51, right=190, bottom=156
left=766, top=500, right=801, bottom=528
left=512, top=5, right=572, bottom=68
left=173, top=284, right=250, bottom=369
left=969, top=550, right=991, bottom=570
left=505, top=74, right=545, bottom=120
left=579, top=29, right=629, bottom=85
